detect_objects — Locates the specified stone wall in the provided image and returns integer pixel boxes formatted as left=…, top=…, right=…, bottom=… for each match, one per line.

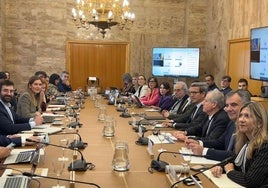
left=1, top=0, right=268, bottom=91
left=0, top=0, right=208, bottom=91
left=206, top=0, right=268, bottom=85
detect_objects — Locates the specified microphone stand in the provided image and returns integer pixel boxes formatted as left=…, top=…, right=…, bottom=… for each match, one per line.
left=72, top=106, right=83, bottom=128
left=157, top=150, right=205, bottom=161
left=51, top=130, right=88, bottom=149
left=22, top=172, right=101, bottom=188
left=170, top=156, right=234, bottom=188
left=26, top=139, right=94, bottom=172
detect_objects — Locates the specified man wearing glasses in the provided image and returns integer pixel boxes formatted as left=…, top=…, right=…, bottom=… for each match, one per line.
left=220, top=75, right=232, bottom=96
left=163, top=82, right=208, bottom=130
left=162, top=81, right=190, bottom=118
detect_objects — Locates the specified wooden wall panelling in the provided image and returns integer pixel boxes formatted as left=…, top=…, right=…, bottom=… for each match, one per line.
left=66, top=41, right=130, bottom=92
left=227, top=38, right=262, bottom=96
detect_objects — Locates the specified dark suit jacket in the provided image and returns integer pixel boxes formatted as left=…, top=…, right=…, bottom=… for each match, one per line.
left=220, top=86, right=232, bottom=96
left=168, top=102, right=195, bottom=122
left=0, top=135, right=21, bottom=147
left=186, top=108, right=230, bottom=141
left=169, top=94, right=189, bottom=115
left=173, top=105, right=208, bottom=130
left=57, top=80, right=72, bottom=92
left=203, top=121, right=236, bottom=161
left=0, top=102, right=31, bottom=135
left=207, top=83, right=219, bottom=91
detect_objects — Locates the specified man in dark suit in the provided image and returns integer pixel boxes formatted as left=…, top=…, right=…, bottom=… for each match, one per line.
left=220, top=75, right=232, bottom=96
left=173, top=89, right=230, bottom=142
left=165, top=82, right=208, bottom=130
left=162, top=81, right=190, bottom=118
left=0, top=80, right=43, bottom=135
left=58, top=71, right=72, bottom=92
left=0, top=134, right=42, bottom=147
left=205, top=74, right=219, bottom=91
left=185, top=90, right=251, bottom=161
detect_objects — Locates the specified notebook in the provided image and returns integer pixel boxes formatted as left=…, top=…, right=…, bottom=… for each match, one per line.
left=3, top=147, right=42, bottom=165
left=22, top=126, right=63, bottom=135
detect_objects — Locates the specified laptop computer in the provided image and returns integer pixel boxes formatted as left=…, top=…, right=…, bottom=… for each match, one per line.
left=3, top=146, right=41, bottom=165
left=0, top=145, right=42, bottom=188
left=144, top=115, right=166, bottom=120
left=0, top=175, right=30, bottom=188
left=132, top=94, right=143, bottom=108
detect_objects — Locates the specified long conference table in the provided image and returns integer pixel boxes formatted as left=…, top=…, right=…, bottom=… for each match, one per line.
left=6, top=97, right=218, bottom=188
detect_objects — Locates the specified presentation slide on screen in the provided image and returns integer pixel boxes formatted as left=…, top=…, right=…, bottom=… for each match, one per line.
left=250, top=28, right=268, bottom=81
left=152, top=48, right=199, bottom=77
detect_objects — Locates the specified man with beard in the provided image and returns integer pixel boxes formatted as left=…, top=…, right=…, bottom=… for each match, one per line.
left=0, top=80, right=43, bottom=146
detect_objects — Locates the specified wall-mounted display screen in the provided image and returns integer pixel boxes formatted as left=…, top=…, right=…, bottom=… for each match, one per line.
left=250, top=26, right=268, bottom=81
left=152, top=47, right=200, bottom=78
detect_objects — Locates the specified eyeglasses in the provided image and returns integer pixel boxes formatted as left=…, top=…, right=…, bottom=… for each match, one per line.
left=174, top=89, right=182, bottom=92
left=149, top=80, right=156, bottom=83
left=189, top=91, right=201, bottom=95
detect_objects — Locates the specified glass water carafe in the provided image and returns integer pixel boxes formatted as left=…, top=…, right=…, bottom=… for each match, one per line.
left=112, top=141, right=130, bottom=172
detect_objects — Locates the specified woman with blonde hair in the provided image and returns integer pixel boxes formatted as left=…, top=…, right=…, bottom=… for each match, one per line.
left=211, top=101, right=268, bottom=187
left=17, top=76, right=43, bottom=118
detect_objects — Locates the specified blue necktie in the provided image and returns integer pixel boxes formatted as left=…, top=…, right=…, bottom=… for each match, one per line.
left=227, top=135, right=235, bottom=151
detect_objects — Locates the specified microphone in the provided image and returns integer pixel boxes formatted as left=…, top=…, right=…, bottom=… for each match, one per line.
left=68, top=108, right=82, bottom=128
left=22, top=172, right=101, bottom=188
left=52, top=130, right=88, bottom=149
left=26, top=138, right=95, bottom=172
left=170, top=155, right=235, bottom=188
left=135, top=132, right=150, bottom=145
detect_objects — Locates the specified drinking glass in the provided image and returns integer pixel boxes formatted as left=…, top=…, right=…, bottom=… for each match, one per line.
left=157, top=132, right=167, bottom=152
left=181, top=153, right=191, bottom=179
left=102, top=116, right=115, bottom=137
left=130, top=111, right=137, bottom=127
left=59, top=137, right=69, bottom=161
left=52, top=159, right=66, bottom=188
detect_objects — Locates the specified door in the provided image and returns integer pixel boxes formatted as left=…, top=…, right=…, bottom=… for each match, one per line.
left=227, top=38, right=262, bottom=95
left=66, top=41, right=130, bottom=92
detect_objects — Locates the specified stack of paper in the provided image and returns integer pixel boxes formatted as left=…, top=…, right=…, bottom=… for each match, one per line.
left=203, top=170, right=244, bottom=188
left=179, top=147, right=219, bottom=164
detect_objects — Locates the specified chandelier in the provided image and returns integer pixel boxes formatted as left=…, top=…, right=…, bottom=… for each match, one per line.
left=72, top=0, right=135, bottom=38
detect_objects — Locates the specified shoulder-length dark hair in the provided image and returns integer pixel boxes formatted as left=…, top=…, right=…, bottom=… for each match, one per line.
left=160, top=82, right=172, bottom=95
left=49, top=73, right=60, bottom=86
